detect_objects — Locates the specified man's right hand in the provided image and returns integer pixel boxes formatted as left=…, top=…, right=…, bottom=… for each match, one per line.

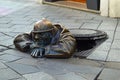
left=30, top=48, right=45, bottom=58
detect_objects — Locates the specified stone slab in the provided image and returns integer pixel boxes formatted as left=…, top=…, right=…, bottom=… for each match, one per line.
left=0, top=38, right=14, bottom=46
left=13, top=78, right=26, bottom=80
left=0, top=46, right=7, bottom=52
left=107, top=49, right=120, bottom=62
left=111, top=40, right=120, bottom=49
left=0, top=62, right=7, bottom=69
left=36, top=59, right=102, bottom=79
left=95, top=42, right=111, bottom=51
left=23, top=72, right=56, bottom=80
left=81, top=23, right=99, bottom=29
left=3, top=49, right=31, bottom=58
left=56, top=72, right=87, bottom=80
left=98, top=24, right=116, bottom=31
left=0, top=68, right=21, bottom=80
left=0, top=54, right=21, bottom=62
left=114, top=31, right=120, bottom=40
left=6, top=62, right=40, bottom=74
left=105, top=62, right=120, bottom=70
left=13, top=58, right=39, bottom=66
left=98, top=68, right=120, bottom=80
left=87, top=50, right=108, bottom=61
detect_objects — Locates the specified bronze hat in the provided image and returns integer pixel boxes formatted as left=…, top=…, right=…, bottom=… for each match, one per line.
left=32, top=19, right=54, bottom=33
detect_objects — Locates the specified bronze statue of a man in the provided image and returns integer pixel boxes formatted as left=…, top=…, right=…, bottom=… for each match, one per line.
left=14, top=19, right=76, bottom=58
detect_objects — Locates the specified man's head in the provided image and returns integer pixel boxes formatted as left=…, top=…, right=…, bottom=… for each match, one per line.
left=32, top=19, right=54, bottom=46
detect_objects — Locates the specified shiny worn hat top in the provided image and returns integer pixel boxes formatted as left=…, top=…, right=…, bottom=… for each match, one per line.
left=33, top=19, right=54, bottom=33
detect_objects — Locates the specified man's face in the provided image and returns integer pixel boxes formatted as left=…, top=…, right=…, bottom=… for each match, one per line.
left=32, top=31, right=53, bottom=47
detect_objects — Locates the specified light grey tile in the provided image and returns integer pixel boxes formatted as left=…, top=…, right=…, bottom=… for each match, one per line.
left=98, top=68, right=120, bottom=80
left=0, top=54, right=21, bottom=62
left=13, top=77, right=26, bottom=80
left=0, top=62, right=7, bottom=69
left=111, top=40, right=120, bottom=49
left=3, top=49, right=31, bottom=58
left=10, top=20, right=33, bottom=25
left=107, top=49, right=120, bottom=62
left=6, top=62, right=40, bottom=74
left=98, top=24, right=116, bottom=31
left=0, top=38, right=14, bottom=46
left=105, top=62, right=120, bottom=70
left=14, top=58, right=39, bottom=66
left=87, top=50, right=108, bottom=61
left=56, top=72, right=87, bottom=80
left=95, top=42, right=111, bottom=51
left=23, top=72, right=56, bottom=80
left=81, top=22, right=99, bottom=29
left=114, top=31, right=120, bottom=40
left=0, top=68, right=21, bottom=80
left=36, top=60, right=102, bottom=79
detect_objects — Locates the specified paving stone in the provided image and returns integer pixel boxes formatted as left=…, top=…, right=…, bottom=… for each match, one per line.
left=0, top=62, right=7, bottom=69
left=98, top=24, right=116, bottom=31
left=104, top=30, right=114, bottom=42
left=0, top=28, right=14, bottom=32
left=104, top=62, right=120, bottom=70
left=36, top=59, right=102, bottom=79
left=102, top=19, right=118, bottom=25
left=10, top=24, right=33, bottom=32
left=111, top=40, right=120, bottom=49
left=12, top=77, right=26, bottom=80
left=0, top=38, right=14, bottom=46
left=2, top=32, right=21, bottom=38
left=13, top=58, right=39, bottom=66
left=0, top=34, right=12, bottom=41
left=94, top=16, right=117, bottom=21
left=11, top=25, right=33, bottom=33
left=95, top=42, right=111, bottom=51
left=0, top=23, right=13, bottom=28
left=52, top=58, right=102, bottom=67
left=0, top=54, right=21, bottom=62
left=107, top=49, right=120, bottom=62
left=8, top=44, right=15, bottom=49
left=76, top=19, right=102, bottom=24
left=87, top=50, right=108, bottom=61
left=3, top=49, right=31, bottom=58
left=0, top=20, right=11, bottom=24
left=23, top=72, right=56, bottom=80
left=116, top=26, right=120, bottom=32
left=0, top=0, right=30, bottom=16
left=81, top=22, right=99, bottom=29
left=36, top=60, right=70, bottom=75
left=10, top=20, right=33, bottom=25
left=60, top=22, right=82, bottom=29
left=0, top=68, right=21, bottom=80
left=0, top=46, right=7, bottom=52
left=56, top=72, right=87, bottom=80
left=98, top=68, right=120, bottom=80
left=0, top=51, right=5, bottom=55
left=6, top=62, right=40, bottom=74
left=6, top=14, right=27, bottom=19
left=114, top=31, right=120, bottom=40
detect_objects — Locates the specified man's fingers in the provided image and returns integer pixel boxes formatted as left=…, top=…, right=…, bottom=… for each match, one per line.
left=39, top=49, right=42, bottom=57
left=31, top=49, right=37, bottom=56
left=31, top=48, right=44, bottom=58
left=33, top=49, right=38, bottom=57
left=35, top=49, right=39, bottom=57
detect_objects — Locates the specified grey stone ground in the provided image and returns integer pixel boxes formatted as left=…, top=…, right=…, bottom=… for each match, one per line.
left=0, top=0, right=120, bottom=80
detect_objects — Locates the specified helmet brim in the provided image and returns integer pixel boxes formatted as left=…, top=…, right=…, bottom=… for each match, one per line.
left=31, top=28, right=54, bottom=33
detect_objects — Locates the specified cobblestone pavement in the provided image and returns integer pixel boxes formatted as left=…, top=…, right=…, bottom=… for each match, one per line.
left=0, top=0, right=120, bottom=80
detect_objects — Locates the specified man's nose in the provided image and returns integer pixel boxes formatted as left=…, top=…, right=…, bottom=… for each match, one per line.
left=34, top=35, right=39, bottom=40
